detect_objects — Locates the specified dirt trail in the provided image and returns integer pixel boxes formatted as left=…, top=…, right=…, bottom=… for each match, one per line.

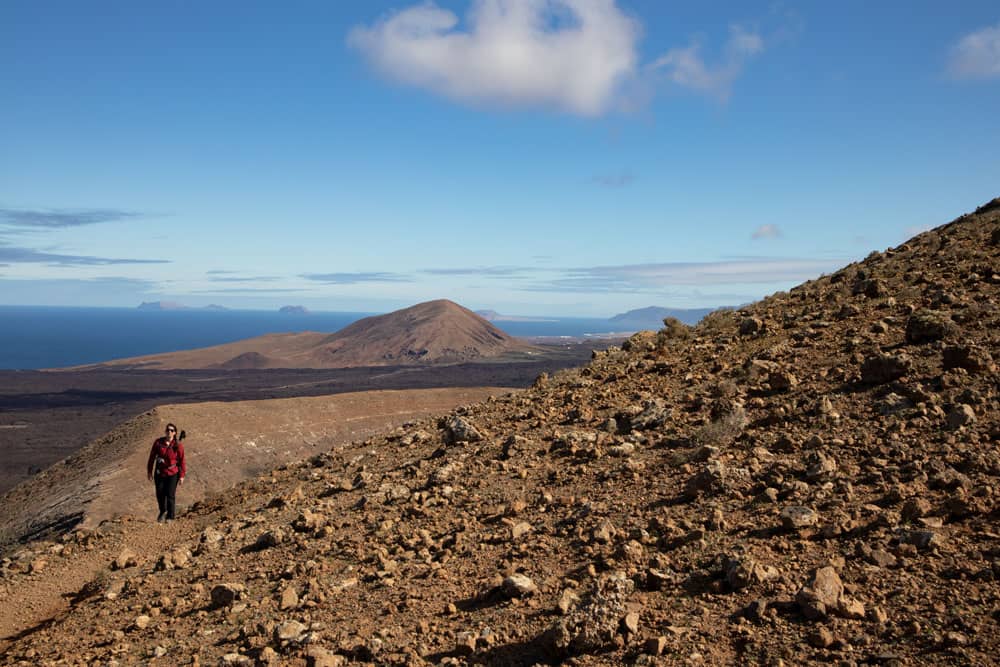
left=0, top=386, right=516, bottom=646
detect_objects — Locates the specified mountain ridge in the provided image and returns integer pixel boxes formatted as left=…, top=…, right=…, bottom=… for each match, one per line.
left=79, top=299, right=541, bottom=370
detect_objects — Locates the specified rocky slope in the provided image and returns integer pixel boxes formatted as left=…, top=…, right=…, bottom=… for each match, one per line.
left=83, top=300, right=541, bottom=370
left=1, top=200, right=997, bottom=665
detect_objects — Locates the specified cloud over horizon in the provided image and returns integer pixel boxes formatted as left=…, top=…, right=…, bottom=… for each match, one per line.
left=751, top=223, right=782, bottom=240
left=949, top=21, right=1000, bottom=78
left=422, top=265, right=532, bottom=277
left=348, top=0, right=641, bottom=116
left=0, top=245, right=169, bottom=267
left=302, top=271, right=412, bottom=284
left=0, top=207, right=144, bottom=229
left=522, top=257, right=842, bottom=293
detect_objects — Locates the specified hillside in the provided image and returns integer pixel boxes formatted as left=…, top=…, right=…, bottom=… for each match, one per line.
left=82, top=300, right=541, bottom=370
left=1, top=199, right=997, bottom=665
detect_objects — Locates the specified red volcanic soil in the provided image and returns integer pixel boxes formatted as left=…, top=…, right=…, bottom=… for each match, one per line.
left=80, top=300, right=543, bottom=370
left=0, top=386, right=518, bottom=641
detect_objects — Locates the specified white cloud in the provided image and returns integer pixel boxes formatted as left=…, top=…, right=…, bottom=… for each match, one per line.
left=522, top=257, right=842, bottom=293
left=348, top=0, right=641, bottom=116
left=949, top=22, right=1000, bottom=79
left=648, top=24, right=764, bottom=100
left=751, top=223, right=782, bottom=240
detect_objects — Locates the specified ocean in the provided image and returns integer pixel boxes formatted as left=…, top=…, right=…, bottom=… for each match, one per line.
left=0, top=306, right=628, bottom=370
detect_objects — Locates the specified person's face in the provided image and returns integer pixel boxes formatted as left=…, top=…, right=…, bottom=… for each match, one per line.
left=166, top=426, right=176, bottom=438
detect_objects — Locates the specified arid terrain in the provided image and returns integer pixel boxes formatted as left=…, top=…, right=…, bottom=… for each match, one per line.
left=0, top=199, right=998, bottom=665
left=0, top=343, right=598, bottom=495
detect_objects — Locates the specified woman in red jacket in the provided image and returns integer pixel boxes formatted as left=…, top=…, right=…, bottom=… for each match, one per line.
left=147, top=423, right=186, bottom=522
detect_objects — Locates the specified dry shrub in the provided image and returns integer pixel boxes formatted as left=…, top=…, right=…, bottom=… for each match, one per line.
left=656, top=317, right=692, bottom=347
left=697, top=308, right=738, bottom=334
left=693, top=405, right=746, bottom=447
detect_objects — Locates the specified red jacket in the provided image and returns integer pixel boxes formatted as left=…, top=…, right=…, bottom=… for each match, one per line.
left=147, top=437, right=186, bottom=478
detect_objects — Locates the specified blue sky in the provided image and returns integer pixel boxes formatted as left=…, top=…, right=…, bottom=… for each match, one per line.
left=2, top=1, right=998, bottom=316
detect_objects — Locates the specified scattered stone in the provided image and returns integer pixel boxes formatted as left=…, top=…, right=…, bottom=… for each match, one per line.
left=644, top=635, right=667, bottom=656
left=805, top=452, right=837, bottom=480
left=724, top=555, right=779, bottom=590
left=861, top=353, right=912, bottom=384
left=622, top=611, right=640, bottom=635
left=446, top=416, right=483, bottom=444
left=255, top=529, right=286, bottom=549
left=275, top=620, right=308, bottom=643
left=906, top=309, right=956, bottom=344
left=210, top=583, right=247, bottom=608
left=104, top=579, right=127, bottom=600
left=305, top=646, right=347, bottom=667
left=946, top=404, right=976, bottom=430
left=501, top=573, right=538, bottom=598
left=796, top=567, right=843, bottom=620
left=781, top=506, right=819, bottom=530
left=511, top=522, right=533, bottom=540
left=557, top=589, right=580, bottom=614
left=132, top=615, right=151, bottom=630
left=768, top=370, right=798, bottom=391
left=901, top=497, right=932, bottom=522
left=899, top=529, right=945, bottom=551
left=292, top=509, right=327, bottom=532
left=943, top=344, right=995, bottom=373
left=838, top=596, right=866, bottom=620
left=592, top=519, right=616, bottom=544
left=875, top=393, right=914, bottom=416
left=541, top=573, right=635, bottom=657
left=112, top=548, right=138, bottom=570
left=631, top=399, right=669, bottom=430
left=279, top=586, right=299, bottom=610
left=809, top=626, right=835, bottom=649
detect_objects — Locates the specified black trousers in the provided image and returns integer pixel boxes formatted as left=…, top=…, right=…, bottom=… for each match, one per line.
left=154, top=473, right=180, bottom=519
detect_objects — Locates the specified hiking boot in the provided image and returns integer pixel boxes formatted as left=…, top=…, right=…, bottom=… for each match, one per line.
left=157, top=513, right=166, bottom=523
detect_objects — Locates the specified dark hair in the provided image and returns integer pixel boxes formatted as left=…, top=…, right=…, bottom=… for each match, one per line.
left=165, top=423, right=186, bottom=442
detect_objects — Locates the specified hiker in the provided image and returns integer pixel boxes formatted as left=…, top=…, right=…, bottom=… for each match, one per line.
left=147, top=423, right=186, bottom=522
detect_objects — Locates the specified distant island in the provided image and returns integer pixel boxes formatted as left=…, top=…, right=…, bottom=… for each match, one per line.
left=609, top=306, right=717, bottom=328
left=137, top=301, right=228, bottom=311
left=279, top=305, right=310, bottom=315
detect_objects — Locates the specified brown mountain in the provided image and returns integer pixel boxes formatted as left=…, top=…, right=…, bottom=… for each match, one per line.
left=3, top=200, right=998, bottom=665
left=81, top=299, right=541, bottom=370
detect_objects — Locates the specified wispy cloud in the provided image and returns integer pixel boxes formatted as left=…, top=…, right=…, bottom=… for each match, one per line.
left=348, top=0, right=640, bottom=116
left=301, top=272, right=411, bottom=284
left=948, top=22, right=1000, bottom=79
left=191, top=287, right=308, bottom=294
left=522, top=258, right=841, bottom=293
left=0, top=207, right=144, bottom=229
left=593, top=169, right=635, bottom=188
left=0, top=245, right=168, bottom=267
left=422, top=265, right=533, bottom=277
left=207, top=275, right=281, bottom=283
left=0, top=276, right=159, bottom=304
left=648, top=24, right=764, bottom=100
left=751, top=223, right=782, bottom=240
